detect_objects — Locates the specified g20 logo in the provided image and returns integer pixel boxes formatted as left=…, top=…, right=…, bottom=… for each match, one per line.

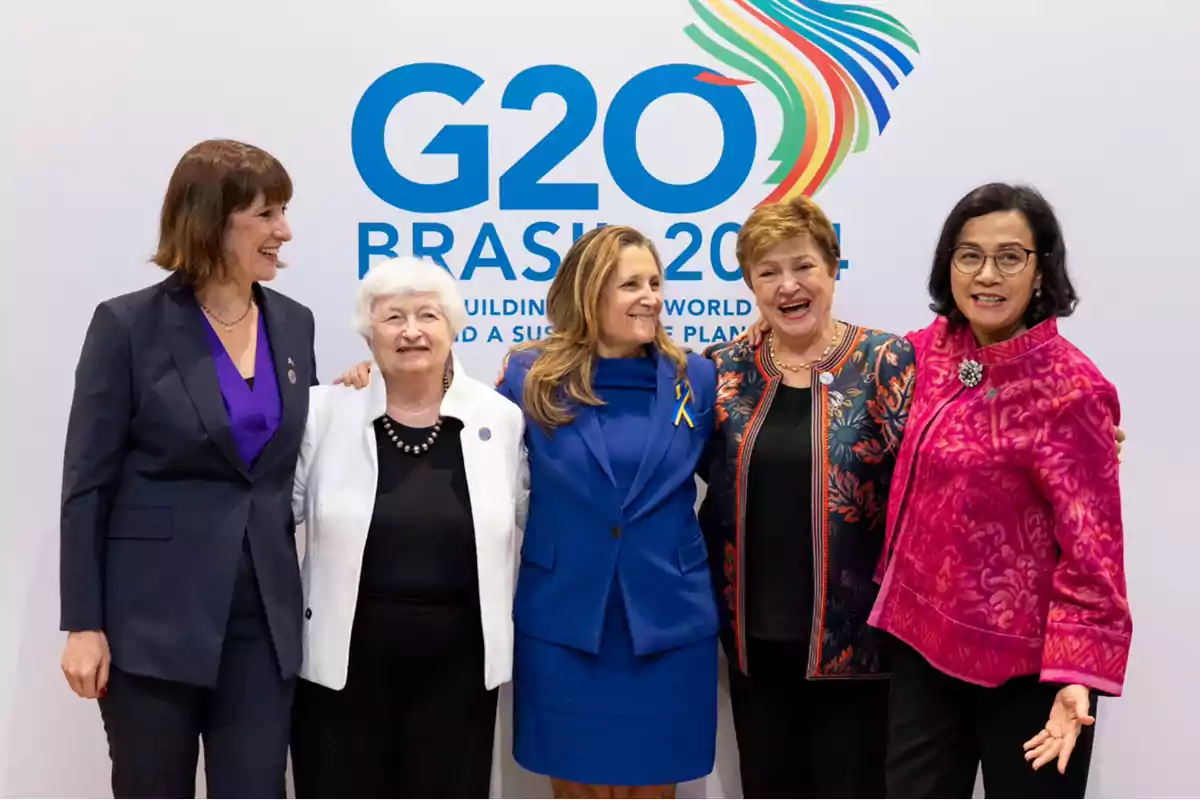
left=351, top=62, right=757, bottom=215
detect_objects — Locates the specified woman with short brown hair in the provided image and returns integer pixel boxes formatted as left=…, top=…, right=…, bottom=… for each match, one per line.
left=59, top=138, right=316, bottom=798
left=700, top=195, right=914, bottom=797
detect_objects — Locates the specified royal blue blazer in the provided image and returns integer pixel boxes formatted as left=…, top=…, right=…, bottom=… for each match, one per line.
left=497, top=346, right=719, bottom=656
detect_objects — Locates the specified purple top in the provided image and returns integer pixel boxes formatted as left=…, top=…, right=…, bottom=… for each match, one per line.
left=201, top=312, right=282, bottom=468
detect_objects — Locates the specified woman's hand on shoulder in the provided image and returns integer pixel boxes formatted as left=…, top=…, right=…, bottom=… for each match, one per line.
left=1114, top=425, right=1125, bottom=461
left=333, top=361, right=373, bottom=390
left=734, top=316, right=770, bottom=347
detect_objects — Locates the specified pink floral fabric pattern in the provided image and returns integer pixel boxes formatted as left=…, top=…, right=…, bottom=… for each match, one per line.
left=869, top=317, right=1132, bottom=694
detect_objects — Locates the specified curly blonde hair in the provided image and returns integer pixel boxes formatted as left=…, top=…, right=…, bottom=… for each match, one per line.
left=516, top=226, right=686, bottom=430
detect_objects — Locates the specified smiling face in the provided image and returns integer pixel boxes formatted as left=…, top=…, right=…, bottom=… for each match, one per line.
left=595, top=244, right=663, bottom=357
left=747, top=235, right=837, bottom=344
left=222, top=192, right=292, bottom=284
left=949, top=210, right=1041, bottom=345
left=368, top=292, right=453, bottom=376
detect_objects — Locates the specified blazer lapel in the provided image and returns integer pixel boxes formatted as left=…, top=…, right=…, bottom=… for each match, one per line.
left=622, top=351, right=684, bottom=510
left=575, top=404, right=617, bottom=487
left=161, top=277, right=248, bottom=479
left=252, top=284, right=304, bottom=476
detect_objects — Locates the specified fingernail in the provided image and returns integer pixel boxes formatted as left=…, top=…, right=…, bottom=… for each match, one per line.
left=98, top=688, right=107, bottom=698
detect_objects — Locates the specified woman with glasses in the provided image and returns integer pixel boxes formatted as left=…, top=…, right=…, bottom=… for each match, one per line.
left=737, top=183, right=1128, bottom=799
left=870, top=183, right=1131, bottom=798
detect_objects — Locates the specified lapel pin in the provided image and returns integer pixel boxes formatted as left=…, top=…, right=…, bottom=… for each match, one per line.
left=287, top=357, right=297, bottom=385
left=479, top=427, right=491, bottom=441
left=819, top=372, right=834, bottom=385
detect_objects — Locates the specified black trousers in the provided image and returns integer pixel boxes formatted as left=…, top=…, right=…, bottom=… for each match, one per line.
left=728, top=638, right=890, bottom=798
left=291, top=595, right=498, bottom=798
left=886, top=640, right=1097, bottom=799
left=97, top=548, right=294, bottom=799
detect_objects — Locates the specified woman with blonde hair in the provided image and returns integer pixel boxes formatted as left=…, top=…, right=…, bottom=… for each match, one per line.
left=336, top=227, right=719, bottom=798
left=497, top=226, right=719, bottom=798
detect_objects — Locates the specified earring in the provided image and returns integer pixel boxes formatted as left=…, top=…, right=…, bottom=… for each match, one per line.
left=1035, top=286, right=1042, bottom=299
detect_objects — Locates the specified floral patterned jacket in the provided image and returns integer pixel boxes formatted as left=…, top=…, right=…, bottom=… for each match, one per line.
left=699, top=326, right=915, bottom=678
left=869, top=317, right=1132, bottom=694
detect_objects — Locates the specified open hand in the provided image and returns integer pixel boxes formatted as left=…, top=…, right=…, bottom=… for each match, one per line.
left=1023, top=684, right=1095, bottom=774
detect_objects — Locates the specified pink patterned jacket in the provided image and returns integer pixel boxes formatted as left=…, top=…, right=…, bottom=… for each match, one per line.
left=868, top=317, right=1132, bottom=695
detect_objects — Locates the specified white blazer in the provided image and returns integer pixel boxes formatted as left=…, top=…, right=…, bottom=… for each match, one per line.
left=292, top=356, right=527, bottom=691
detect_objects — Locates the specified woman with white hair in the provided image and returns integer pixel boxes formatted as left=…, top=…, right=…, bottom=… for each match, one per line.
left=288, top=256, right=527, bottom=798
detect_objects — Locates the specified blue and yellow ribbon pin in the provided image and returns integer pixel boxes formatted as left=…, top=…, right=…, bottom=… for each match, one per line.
left=673, top=381, right=695, bottom=428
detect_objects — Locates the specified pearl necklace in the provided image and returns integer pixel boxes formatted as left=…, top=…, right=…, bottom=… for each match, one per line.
left=768, top=323, right=843, bottom=373
left=379, top=374, right=450, bottom=456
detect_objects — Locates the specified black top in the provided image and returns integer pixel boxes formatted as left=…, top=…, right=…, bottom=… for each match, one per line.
left=358, top=416, right=480, bottom=604
left=745, top=384, right=814, bottom=642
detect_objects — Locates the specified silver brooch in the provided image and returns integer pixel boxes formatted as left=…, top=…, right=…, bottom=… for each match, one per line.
left=958, top=359, right=984, bottom=388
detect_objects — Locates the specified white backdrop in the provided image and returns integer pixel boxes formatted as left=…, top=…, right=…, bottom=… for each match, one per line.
left=3, top=1, right=1199, bottom=797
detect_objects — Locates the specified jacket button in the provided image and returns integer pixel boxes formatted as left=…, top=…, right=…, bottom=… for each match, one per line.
left=611, top=526, right=621, bottom=539
left=304, top=608, right=312, bottom=620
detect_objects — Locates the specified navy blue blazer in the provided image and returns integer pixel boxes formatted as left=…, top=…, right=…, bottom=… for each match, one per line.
left=498, top=347, right=719, bottom=656
left=59, top=272, right=316, bottom=687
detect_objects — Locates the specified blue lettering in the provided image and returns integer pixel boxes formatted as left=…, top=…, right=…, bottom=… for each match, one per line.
left=512, top=324, right=554, bottom=343
left=351, top=63, right=488, bottom=213
left=413, top=221, right=454, bottom=268
left=522, top=221, right=561, bottom=282
left=834, top=222, right=849, bottom=280
left=358, top=222, right=399, bottom=278
left=663, top=222, right=703, bottom=281
left=710, top=221, right=742, bottom=282
left=603, top=64, right=756, bottom=214
left=499, top=66, right=599, bottom=210
left=462, top=222, right=517, bottom=281
left=572, top=221, right=607, bottom=241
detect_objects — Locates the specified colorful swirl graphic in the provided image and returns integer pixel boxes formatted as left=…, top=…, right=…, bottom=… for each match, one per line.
left=685, top=0, right=919, bottom=203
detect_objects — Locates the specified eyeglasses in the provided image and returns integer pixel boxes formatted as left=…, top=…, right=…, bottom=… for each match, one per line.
left=951, top=246, right=1036, bottom=276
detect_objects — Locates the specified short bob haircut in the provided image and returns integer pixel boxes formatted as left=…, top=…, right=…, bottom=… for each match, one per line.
left=153, top=139, right=293, bottom=285
left=929, top=182, right=1078, bottom=327
left=354, top=256, right=469, bottom=340
left=736, top=196, right=840, bottom=286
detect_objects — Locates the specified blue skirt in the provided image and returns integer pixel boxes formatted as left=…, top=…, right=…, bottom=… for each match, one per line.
left=513, top=581, right=718, bottom=786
